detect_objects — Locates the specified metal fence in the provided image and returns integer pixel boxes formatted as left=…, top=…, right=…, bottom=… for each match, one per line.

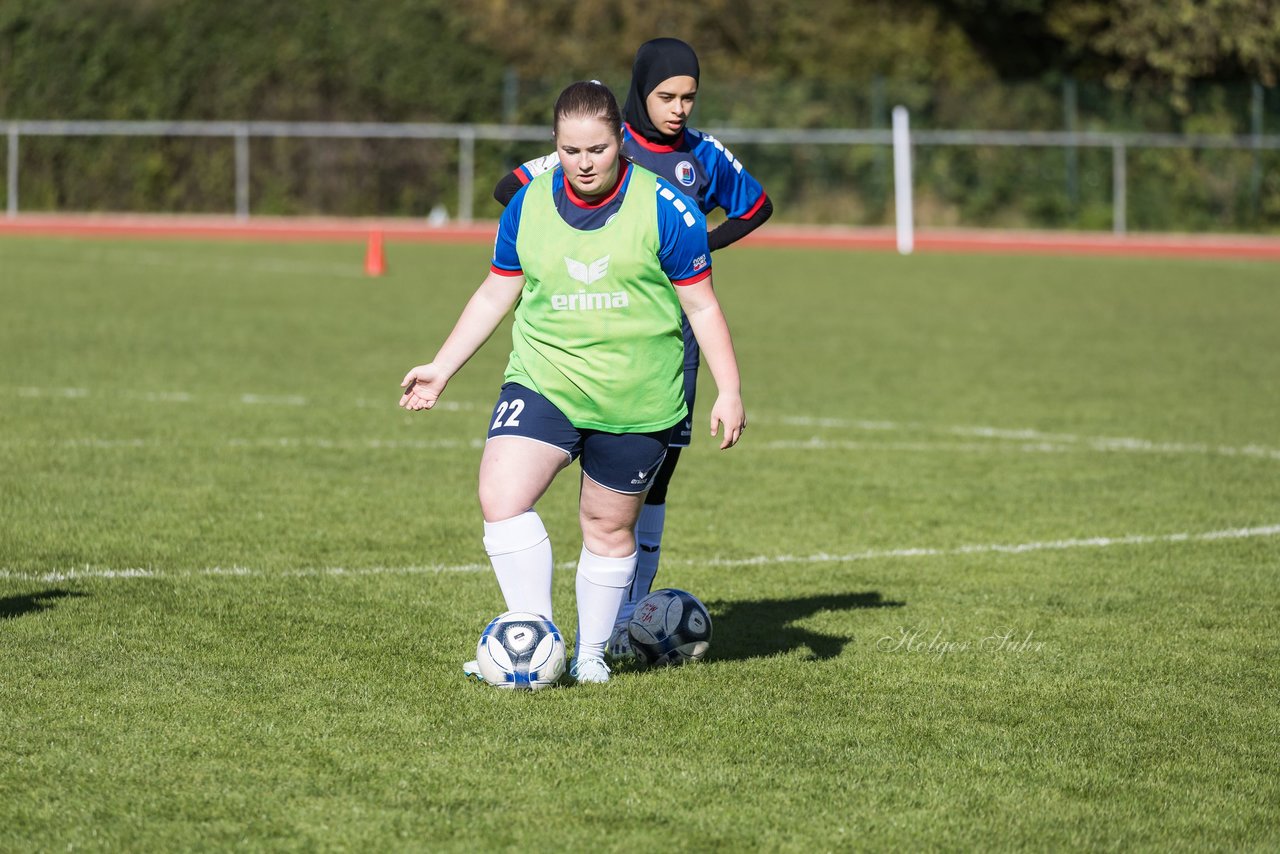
left=4, top=118, right=1279, bottom=234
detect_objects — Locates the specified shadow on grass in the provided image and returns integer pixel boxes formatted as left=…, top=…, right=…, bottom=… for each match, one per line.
left=704, top=591, right=905, bottom=662
left=0, top=589, right=88, bottom=620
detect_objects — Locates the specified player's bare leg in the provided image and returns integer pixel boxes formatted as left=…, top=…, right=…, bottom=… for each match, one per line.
left=463, top=437, right=570, bottom=680
left=572, top=476, right=645, bottom=683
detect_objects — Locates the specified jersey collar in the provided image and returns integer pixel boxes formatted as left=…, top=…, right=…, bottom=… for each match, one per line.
left=624, top=122, right=687, bottom=153
left=563, top=160, right=630, bottom=209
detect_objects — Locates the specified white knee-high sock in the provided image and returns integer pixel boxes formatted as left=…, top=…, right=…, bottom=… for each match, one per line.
left=616, top=502, right=666, bottom=625
left=483, top=511, right=554, bottom=620
left=575, top=546, right=637, bottom=661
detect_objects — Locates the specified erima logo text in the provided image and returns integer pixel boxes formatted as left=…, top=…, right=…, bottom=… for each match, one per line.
left=551, top=290, right=631, bottom=311
left=565, top=255, right=610, bottom=284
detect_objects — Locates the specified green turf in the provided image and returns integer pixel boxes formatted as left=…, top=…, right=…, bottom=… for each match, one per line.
left=2, top=236, right=1278, bottom=851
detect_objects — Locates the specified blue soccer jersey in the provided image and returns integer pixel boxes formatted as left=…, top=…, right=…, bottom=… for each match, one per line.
left=621, top=124, right=766, bottom=219
left=512, top=124, right=767, bottom=220
left=491, top=161, right=712, bottom=288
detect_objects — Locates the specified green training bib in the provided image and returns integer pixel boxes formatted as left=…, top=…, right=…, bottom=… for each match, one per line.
left=507, top=167, right=686, bottom=433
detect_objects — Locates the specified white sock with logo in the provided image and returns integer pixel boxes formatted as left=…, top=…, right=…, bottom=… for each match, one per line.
left=616, top=502, right=666, bottom=627
left=482, top=511, right=554, bottom=620
left=575, top=546, right=637, bottom=661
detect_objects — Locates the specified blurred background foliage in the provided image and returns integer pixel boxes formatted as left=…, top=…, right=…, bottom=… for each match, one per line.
left=1, top=0, right=1277, bottom=231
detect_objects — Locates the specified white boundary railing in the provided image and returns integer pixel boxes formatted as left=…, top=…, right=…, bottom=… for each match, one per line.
left=3, top=117, right=1278, bottom=236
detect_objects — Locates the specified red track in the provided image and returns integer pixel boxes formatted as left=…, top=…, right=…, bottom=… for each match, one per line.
left=3, top=213, right=1279, bottom=261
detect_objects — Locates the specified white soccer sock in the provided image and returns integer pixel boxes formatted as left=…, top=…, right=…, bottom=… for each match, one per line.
left=483, top=511, right=554, bottom=620
left=616, top=502, right=666, bottom=625
left=575, top=546, right=637, bottom=661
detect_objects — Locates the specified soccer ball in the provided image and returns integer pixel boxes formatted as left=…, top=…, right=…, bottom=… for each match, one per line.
left=628, top=589, right=712, bottom=666
left=476, top=611, right=566, bottom=690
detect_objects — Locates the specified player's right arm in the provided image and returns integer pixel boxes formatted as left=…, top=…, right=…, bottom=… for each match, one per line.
left=493, top=153, right=560, bottom=206
left=399, top=271, right=524, bottom=411
left=400, top=190, right=528, bottom=410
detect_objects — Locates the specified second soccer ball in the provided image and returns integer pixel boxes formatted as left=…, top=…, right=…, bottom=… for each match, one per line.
left=627, top=588, right=712, bottom=666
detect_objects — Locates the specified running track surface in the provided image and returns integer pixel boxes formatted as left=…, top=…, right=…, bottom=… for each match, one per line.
left=3, top=213, right=1280, bottom=261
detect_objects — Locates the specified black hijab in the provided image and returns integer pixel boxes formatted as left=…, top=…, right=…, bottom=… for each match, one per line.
left=621, top=38, right=700, bottom=145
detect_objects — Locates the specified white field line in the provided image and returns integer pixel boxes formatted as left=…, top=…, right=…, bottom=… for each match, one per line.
left=763, top=437, right=1280, bottom=461
left=701, top=524, right=1280, bottom=568
left=2, top=434, right=1277, bottom=462
left=9, top=386, right=479, bottom=412
left=1, top=246, right=369, bottom=279
left=0, top=437, right=486, bottom=450
left=774, top=416, right=1280, bottom=461
left=2, top=524, right=1277, bottom=584
left=5, top=385, right=1279, bottom=460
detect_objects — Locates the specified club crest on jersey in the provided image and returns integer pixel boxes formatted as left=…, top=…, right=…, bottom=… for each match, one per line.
left=675, top=160, right=696, bottom=186
left=564, top=254, right=610, bottom=285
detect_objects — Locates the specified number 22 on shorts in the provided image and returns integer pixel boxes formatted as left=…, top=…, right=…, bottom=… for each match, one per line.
left=492, top=398, right=524, bottom=429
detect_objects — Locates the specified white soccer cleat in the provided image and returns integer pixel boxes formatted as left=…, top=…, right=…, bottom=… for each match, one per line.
left=570, top=656, right=611, bottom=685
left=606, top=624, right=635, bottom=660
left=462, top=659, right=484, bottom=682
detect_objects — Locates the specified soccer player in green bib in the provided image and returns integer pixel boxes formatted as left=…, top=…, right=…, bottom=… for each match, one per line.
left=495, top=40, right=772, bottom=659
left=400, top=81, right=746, bottom=685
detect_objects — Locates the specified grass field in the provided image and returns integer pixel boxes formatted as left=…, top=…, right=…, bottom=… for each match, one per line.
left=2, top=235, right=1278, bottom=851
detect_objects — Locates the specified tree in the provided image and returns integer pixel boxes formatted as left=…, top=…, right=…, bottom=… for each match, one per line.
left=459, top=0, right=994, bottom=86
left=1047, top=0, right=1280, bottom=90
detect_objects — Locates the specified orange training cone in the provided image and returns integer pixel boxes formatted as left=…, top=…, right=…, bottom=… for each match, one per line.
left=364, top=231, right=386, bottom=277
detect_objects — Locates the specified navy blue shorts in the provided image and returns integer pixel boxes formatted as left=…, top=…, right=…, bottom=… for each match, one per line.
left=486, top=383, right=673, bottom=494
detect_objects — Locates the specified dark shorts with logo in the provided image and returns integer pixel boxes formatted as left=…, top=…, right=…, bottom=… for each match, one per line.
left=486, top=383, right=673, bottom=494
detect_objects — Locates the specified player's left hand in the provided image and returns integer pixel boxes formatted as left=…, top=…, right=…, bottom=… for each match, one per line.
left=709, top=393, right=746, bottom=450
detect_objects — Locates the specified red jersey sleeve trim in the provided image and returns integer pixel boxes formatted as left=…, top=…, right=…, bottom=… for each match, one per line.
left=738, top=191, right=768, bottom=220
left=516, top=169, right=532, bottom=186
left=671, top=267, right=712, bottom=287
left=490, top=264, right=523, bottom=277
